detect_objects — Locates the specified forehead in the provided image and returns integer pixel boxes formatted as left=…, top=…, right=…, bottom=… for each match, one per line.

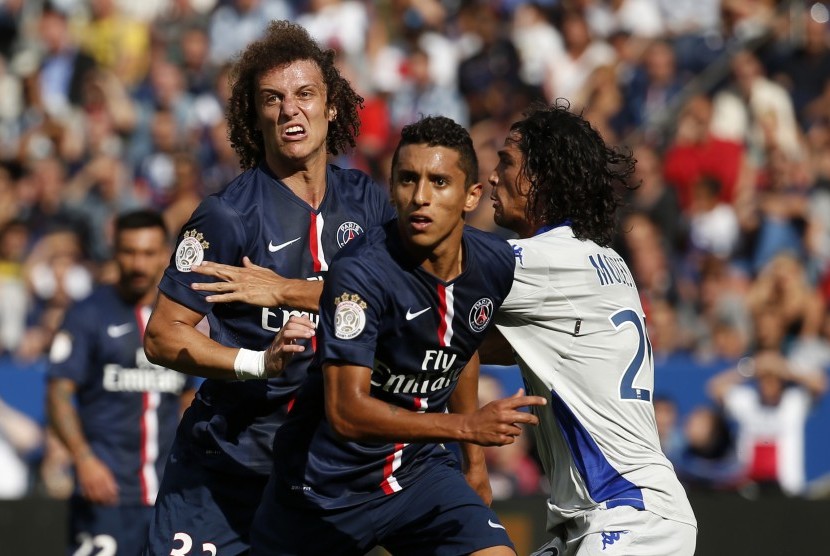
left=257, top=59, right=325, bottom=90
left=395, top=144, right=464, bottom=175
left=499, top=131, right=523, bottom=156
left=116, top=227, right=166, bottom=248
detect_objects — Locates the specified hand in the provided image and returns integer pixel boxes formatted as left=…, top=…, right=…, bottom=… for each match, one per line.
left=191, top=257, right=286, bottom=307
left=463, top=389, right=546, bottom=447
left=263, top=316, right=316, bottom=377
left=76, top=453, right=119, bottom=505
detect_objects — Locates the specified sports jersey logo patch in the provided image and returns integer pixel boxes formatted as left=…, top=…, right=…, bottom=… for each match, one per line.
left=336, top=222, right=364, bottom=248
left=468, top=298, right=494, bottom=332
left=334, top=293, right=367, bottom=339
left=175, top=229, right=209, bottom=272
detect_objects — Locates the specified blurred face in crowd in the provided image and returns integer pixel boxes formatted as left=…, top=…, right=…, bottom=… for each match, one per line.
left=115, top=227, right=169, bottom=302
left=489, top=131, right=532, bottom=237
left=255, top=60, right=336, bottom=171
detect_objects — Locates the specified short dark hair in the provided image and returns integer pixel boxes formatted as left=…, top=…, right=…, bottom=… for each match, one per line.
left=114, top=209, right=167, bottom=240
left=510, top=101, right=636, bottom=247
left=391, top=115, right=478, bottom=188
left=226, top=20, right=363, bottom=169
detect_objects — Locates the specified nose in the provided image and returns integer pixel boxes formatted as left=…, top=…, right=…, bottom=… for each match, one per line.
left=282, top=95, right=300, bottom=117
left=413, top=180, right=431, bottom=206
left=488, top=172, right=499, bottom=200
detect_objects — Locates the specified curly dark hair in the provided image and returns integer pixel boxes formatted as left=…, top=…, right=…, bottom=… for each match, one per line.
left=390, top=115, right=479, bottom=188
left=510, top=101, right=636, bottom=247
left=226, top=20, right=363, bottom=169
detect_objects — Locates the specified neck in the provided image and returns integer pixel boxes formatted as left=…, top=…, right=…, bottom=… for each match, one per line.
left=264, top=152, right=328, bottom=209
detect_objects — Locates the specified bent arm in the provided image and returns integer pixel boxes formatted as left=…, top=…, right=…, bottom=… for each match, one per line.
left=144, top=293, right=242, bottom=379
left=324, top=361, right=544, bottom=446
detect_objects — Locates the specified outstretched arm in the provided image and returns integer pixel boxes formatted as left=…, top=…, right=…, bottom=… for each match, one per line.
left=189, top=257, right=324, bottom=310
left=144, top=293, right=314, bottom=379
left=323, top=361, right=546, bottom=446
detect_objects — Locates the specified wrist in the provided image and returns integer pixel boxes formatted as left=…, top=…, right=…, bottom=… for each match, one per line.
left=234, top=348, right=266, bottom=380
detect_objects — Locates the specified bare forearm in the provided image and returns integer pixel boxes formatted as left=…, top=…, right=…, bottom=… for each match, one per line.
left=277, top=279, right=324, bottom=312
left=144, top=320, right=241, bottom=379
left=47, top=381, right=92, bottom=462
left=449, top=355, right=487, bottom=470
left=330, top=394, right=472, bottom=444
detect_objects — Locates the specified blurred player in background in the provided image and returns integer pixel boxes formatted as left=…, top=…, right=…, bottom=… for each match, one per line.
left=47, top=209, right=198, bottom=556
left=484, top=102, right=698, bottom=556
left=249, top=116, right=546, bottom=556
left=141, top=20, right=395, bottom=555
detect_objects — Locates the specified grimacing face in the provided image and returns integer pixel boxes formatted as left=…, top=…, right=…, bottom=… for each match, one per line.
left=255, top=59, right=336, bottom=171
left=392, top=143, right=481, bottom=260
left=489, top=132, right=531, bottom=236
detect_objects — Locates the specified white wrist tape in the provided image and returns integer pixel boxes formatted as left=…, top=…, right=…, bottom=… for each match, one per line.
left=234, top=348, right=266, bottom=380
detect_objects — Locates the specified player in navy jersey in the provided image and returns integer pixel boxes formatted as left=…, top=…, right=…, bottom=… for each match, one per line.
left=484, top=102, right=697, bottom=556
left=249, top=116, right=547, bottom=556
left=141, top=21, right=396, bottom=556
left=47, top=210, right=198, bottom=556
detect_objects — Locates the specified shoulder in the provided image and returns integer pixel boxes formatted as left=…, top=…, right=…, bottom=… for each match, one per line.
left=332, top=224, right=391, bottom=267
left=327, top=165, right=376, bottom=188
left=465, top=226, right=512, bottom=256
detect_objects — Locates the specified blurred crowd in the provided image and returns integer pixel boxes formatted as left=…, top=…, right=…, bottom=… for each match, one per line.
left=1, top=0, right=829, bottom=502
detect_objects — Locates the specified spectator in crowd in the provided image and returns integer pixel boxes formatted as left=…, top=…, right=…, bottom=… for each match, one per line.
left=707, top=349, right=827, bottom=496
left=0, top=395, right=43, bottom=499
left=673, top=405, right=744, bottom=491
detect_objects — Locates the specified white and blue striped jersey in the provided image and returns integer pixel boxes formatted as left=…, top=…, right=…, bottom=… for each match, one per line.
left=495, top=225, right=696, bottom=530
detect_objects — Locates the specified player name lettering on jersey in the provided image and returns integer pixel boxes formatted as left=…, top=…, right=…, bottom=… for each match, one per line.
left=371, top=356, right=463, bottom=395
left=588, top=253, right=636, bottom=288
left=261, top=307, right=320, bottom=332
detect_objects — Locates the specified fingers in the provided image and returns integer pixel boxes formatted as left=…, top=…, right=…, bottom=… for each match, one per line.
left=242, top=256, right=265, bottom=270
left=503, top=394, right=547, bottom=410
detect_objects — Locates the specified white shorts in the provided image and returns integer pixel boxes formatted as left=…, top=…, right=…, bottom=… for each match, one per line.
left=533, top=506, right=697, bottom=556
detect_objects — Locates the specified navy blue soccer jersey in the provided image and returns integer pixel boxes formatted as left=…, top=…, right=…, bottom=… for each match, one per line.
left=159, top=163, right=396, bottom=475
left=47, top=286, right=198, bottom=506
left=270, top=221, right=515, bottom=509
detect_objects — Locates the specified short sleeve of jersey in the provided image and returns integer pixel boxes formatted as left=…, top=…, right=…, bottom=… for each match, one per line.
left=47, top=302, right=94, bottom=384
left=159, top=195, right=246, bottom=314
left=498, top=238, right=547, bottom=317
left=316, top=255, right=385, bottom=369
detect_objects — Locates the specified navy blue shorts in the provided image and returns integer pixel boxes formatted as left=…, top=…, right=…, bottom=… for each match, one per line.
left=68, top=496, right=153, bottom=556
left=250, top=462, right=514, bottom=556
left=143, top=447, right=268, bottom=556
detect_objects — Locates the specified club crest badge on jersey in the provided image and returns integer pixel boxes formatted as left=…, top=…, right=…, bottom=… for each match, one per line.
left=468, top=298, right=494, bottom=332
left=336, top=222, right=364, bottom=248
left=334, top=293, right=367, bottom=339
left=176, top=229, right=210, bottom=272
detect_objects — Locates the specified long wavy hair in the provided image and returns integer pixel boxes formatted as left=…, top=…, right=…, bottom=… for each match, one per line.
left=511, top=101, right=636, bottom=247
left=226, top=20, right=363, bottom=169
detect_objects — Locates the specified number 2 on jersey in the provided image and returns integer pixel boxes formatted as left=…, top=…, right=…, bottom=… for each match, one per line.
left=609, top=309, right=652, bottom=402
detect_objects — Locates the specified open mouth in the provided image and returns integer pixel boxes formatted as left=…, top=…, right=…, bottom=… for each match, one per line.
left=284, top=125, right=306, bottom=138
left=409, top=214, right=432, bottom=232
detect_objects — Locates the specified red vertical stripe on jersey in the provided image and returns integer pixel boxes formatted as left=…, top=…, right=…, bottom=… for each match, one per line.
left=309, top=212, right=328, bottom=273
left=381, top=443, right=405, bottom=495
left=436, top=284, right=455, bottom=347
left=135, top=306, right=159, bottom=505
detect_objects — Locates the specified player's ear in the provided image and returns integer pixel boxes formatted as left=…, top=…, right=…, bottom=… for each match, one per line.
left=463, top=182, right=483, bottom=213
left=328, top=106, right=337, bottom=121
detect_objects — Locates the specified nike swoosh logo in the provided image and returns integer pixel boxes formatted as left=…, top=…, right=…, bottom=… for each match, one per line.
left=488, top=519, right=506, bottom=530
left=107, top=323, right=133, bottom=338
left=268, top=237, right=301, bottom=252
left=405, top=307, right=430, bottom=320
